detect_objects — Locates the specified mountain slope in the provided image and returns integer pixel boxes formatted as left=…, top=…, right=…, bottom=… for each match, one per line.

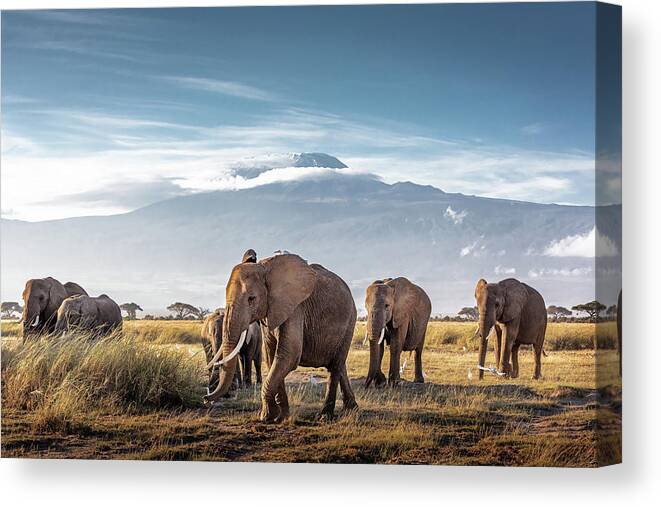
left=0, top=157, right=620, bottom=314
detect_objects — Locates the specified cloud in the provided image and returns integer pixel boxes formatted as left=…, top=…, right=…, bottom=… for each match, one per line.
left=494, top=265, right=516, bottom=275
left=543, top=227, right=618, bottom=258
left=444, top=206, right=467, bottom=225
left=160, top=76, right=276, bottom=102
left=528, top=267, right=592, bottom=278
left=521, top=122, right=545, bottom=135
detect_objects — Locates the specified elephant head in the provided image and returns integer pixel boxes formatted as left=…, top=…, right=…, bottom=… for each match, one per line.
left=204, top=254, right=316, bottom=404
left=21, top=277, right=67, bottom=337
left=474, top=278, right=529, bottom=340
left=54, top=295, right=96, bottom=334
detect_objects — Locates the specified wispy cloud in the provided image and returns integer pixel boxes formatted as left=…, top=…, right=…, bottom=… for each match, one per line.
left=1, top=103, right=597, bottom=220
left=521, top=122, right=546, bottom=135
left=160, top=76, right=277, bottom=102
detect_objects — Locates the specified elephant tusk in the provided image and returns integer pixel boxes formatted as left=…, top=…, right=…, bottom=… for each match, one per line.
left=362, top=330, right=368, bottom=346
left=473, top=324, right=479, bottom=337
left=477, top=365, right=507, bottom=377
left=214, top=329, right=247, bottom=366
left=31, top=315, right=40, bottom=327
left=378, top=327, right=385, bottom=345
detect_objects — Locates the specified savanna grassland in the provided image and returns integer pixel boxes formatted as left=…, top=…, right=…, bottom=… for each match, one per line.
left=1, top=320, right=621, bottom=466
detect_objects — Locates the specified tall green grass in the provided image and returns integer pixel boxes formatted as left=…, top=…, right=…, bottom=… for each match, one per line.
left=1, top=332, right=204, bottom=431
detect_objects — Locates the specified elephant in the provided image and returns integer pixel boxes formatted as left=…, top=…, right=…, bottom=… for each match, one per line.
left=21, top=277, right=88, bottom=340
left=204, top=253, right=358, bottom=422
left=617, top=290, right=622, bottom=377
left=54, top=294, right=123, bottom=337
left=364, top=277, right=431, bottom=387
left=202, top=308, right=262, bottom=392
left=474, top=278, right=547, bottom=379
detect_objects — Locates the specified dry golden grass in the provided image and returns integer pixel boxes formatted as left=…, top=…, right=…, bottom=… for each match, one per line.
left=1, top=319, right=621, bottom=466
left=353, top=320, right=617, bottom=351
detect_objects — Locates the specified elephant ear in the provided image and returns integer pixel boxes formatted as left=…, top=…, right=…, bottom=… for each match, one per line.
left=46, top=278, right=67, bottom=315
left=389, top=278, right=415, bottom=329
left=265, top=255, right=317, bottom=330
left=500, top=280, right=529, bottom=323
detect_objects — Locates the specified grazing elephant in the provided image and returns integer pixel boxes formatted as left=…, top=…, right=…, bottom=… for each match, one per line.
left=474, top=278, right=547, bottom=379
left=617, top=290, right=622, bottom=377
left=202, top=308, right=262, bottom=392
left=364, top=277, right=431, bottom=387
left=21, top=277, right=88, bottom=340
left=204, top=253, right=358, bottom=422
left=54, top=294, right=122, bottom=337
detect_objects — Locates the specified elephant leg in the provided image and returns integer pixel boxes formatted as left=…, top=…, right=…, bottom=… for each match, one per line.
left=338, top=363, right=358, bottom=412
left=499, top=320, right=519, bottom=377
left=494, top=326, right=502, bottom=367
left=388, top=326, right=406, bottom=385
left=254, top=347, right=263, bottom=384
left=243, top=352, right=252, bottom=386
left=260, top=319, right=301, bottom=423
left=511, top=343, right=520, bottom=379
left=414, top=345, right=424, bottom=383
left=478, top=336, right=488, bottom=380
left=533, top=341, right=543, bottom=380
left=375, top=340, right=387, bottom=386
left=274, top=379, right=289, bottom=423
left=320, top=368, right=340, bottom=420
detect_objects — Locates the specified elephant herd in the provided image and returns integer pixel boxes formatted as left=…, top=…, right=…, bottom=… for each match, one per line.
left=200, top=250, right=554, bottom=423
left=18, top=250, right=621, bottom=423
left=20, top=277, right=122, bottom=340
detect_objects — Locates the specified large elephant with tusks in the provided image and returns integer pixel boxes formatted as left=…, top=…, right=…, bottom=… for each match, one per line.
left=204, top=253, right=358, bottom=422
left=21, top=277, right=87, bottom=340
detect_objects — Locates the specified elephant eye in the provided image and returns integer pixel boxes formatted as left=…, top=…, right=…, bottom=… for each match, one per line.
left=248, top=295, right=256, bottom=304
left=385, top=303, right=390, bottom=309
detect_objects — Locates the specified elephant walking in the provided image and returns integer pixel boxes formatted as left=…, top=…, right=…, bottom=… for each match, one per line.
left=474, top=278, right=547, bottom=379
left=204, top=254, right=358, bottom=422
left=55, top=294, right=123, bottom=337
left=202, top=308, right=262, bottom=392
left=364, top=277, right=432, bottom=387
left=21, top=277, right=88, bottom=340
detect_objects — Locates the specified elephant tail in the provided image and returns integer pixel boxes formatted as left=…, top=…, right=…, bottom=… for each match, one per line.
left=542, top=349, right=548, bottom=357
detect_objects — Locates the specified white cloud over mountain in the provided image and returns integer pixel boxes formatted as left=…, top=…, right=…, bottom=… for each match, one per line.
left=543, top=227, right=618, bottom=258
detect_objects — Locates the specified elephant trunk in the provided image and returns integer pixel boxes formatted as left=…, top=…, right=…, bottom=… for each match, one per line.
left=203, top=305, right=246, bottom=404
left=365, top=311, right=386, bottom=387
left=22, top=300, right=41, bottom=336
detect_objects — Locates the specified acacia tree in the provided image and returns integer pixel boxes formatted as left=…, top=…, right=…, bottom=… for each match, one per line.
left=547, top=305, right=572, bottom=321
left=1, top=301, right=22, bottom=320
left=120, top=302, right=143, bottom=320
left=572, top=301, right=606, bottom=322
left=167, top=302, right=200, bottom=320
left=197, top=307, right=211, bottom=319
left=458, top=306, right=479, bottom=321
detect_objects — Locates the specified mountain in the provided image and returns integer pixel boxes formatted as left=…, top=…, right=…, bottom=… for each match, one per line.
left=0, top=154, right=621, bottom=314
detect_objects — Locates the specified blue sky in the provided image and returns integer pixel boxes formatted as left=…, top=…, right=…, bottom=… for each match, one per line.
left=2, top=4, right=606, bottom=220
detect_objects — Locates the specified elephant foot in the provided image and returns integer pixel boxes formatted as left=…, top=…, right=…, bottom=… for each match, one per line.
left=532, top=374, right=542, bottom=380
left=319, top=409, right=335, bottom=422
left=343, top=399, right=358, bottom=413
left=387, top=377, right=402, bottom=387
left=414, top=376, right=425, bottom=384
left=259, top=403, right=280, bottom=423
